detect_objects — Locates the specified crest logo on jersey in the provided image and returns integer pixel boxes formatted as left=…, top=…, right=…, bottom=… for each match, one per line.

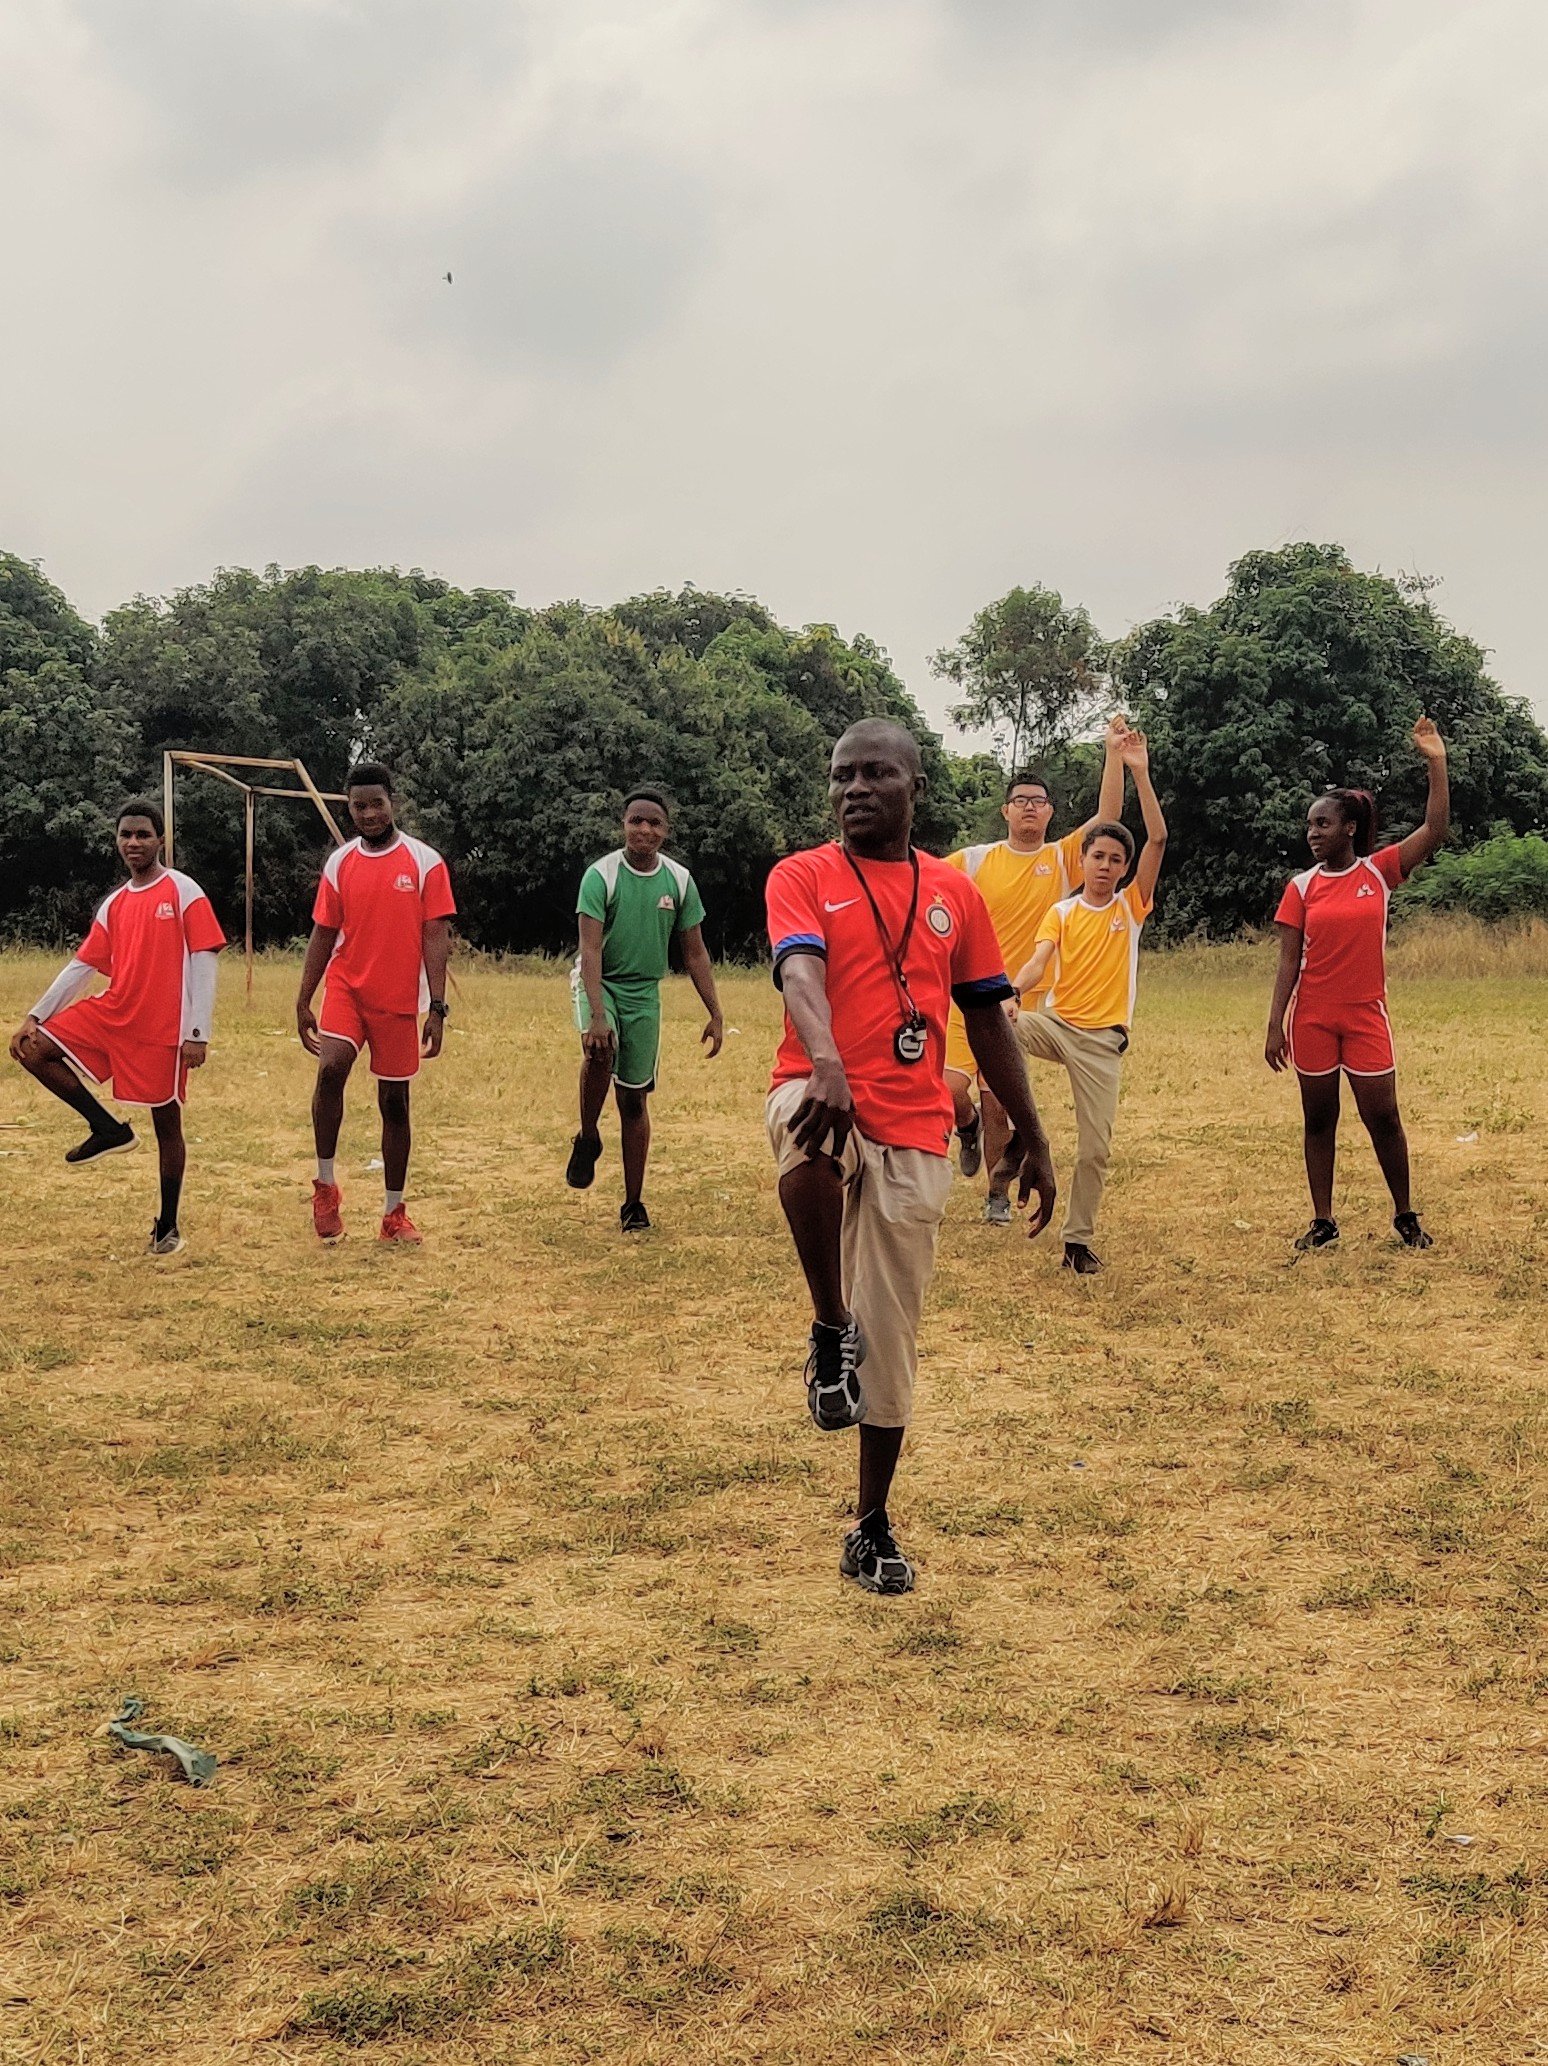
left=156, top=900, right=176, bottom=920
left=395, top=873, right=416, bottom=892
left=926, top=900, right=954, bottom=937
left=657, top=894, right=675, bottom=910
left=1355, top=882, right=1375, bottom=899
left=1110, top=911, right=1125, bottom=932
left=1034, top=862, right=1051, bottom=877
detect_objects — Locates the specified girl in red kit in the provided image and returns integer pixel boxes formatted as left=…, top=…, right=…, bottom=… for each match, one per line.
left=1265, top=717, right=1450, bottom=1252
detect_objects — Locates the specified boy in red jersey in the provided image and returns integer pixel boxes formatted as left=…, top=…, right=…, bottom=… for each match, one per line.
left=295, top=764, right=455, bottom=1245
left=1265, top=717, right=1450, bottom=1251
left=766, top=718, right=1056, bottom=1595
left=10, top=799, right=225, bottom=1255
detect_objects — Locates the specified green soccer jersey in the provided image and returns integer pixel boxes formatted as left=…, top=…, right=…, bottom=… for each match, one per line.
left=576, top=850, right=706, bottom=984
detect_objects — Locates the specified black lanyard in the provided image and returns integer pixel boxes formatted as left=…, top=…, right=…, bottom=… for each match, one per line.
left=842, top=846, right=929, bottom=1062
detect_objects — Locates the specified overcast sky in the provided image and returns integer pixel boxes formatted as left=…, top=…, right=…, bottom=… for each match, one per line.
left=4, top=0, right=1545, bottom=730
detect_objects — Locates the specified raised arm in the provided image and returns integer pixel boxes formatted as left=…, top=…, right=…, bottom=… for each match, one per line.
left=1122, top=730, right=1168, bottom=906
left=1397, top=717, right=1449, bottom=878
left=679, top=924, right=725, bottom=1057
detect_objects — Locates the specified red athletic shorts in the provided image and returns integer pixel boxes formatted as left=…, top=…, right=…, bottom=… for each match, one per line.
left=42, top=996, right=188, bottom=1107
left=1288, top=996, right=1395, bottom=1078
left=319, top=985, right=421, bottom=1080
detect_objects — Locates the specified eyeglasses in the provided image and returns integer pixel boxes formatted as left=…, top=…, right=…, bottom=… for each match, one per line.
left=1007, top=795, right=1052, bottom=810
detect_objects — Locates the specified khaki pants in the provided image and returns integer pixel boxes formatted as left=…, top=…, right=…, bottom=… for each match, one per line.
left=1014, top=1012, right=1126, bottom=1247
left=766, top=1079, right=954, bottom=1428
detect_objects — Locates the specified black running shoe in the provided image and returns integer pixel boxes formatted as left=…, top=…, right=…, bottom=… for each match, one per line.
left=1294, top=1218, right=1340, bottom=1252
left=1062, top=1241, right=1104, bottom=1275
left=840, top=1509, right=915, bottom=1595
left=805, top=1317, right=867, bottom=1430
left=565, top=1131, right=603, bottom=1189
left=65, top=1123, right=136, bottom=1166
left=1394, top=1211, right=1433, bottom=1250
left=620, top=1200, right=651, bottom=1233
left=956, top=1110, right=983, bottom=1179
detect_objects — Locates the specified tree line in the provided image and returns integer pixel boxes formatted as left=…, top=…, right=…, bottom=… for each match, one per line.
left=4, top=541, right=1546, bottom=954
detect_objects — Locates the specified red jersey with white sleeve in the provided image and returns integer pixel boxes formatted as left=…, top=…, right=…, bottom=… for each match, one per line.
left=1274, top=845, right=1405, bottom=1006
left=313, top=835, right=456, bottom=1015
left=767, top=842, right=1014, bottom=1155
left=76, top=870, right=226, bottom=1045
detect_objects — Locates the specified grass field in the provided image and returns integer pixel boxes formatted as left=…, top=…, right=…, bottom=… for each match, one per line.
left=1, top=934, right=1545, bottom=2065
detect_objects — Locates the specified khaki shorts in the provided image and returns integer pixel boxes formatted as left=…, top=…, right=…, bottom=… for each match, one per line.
left=766, top=1078, right=954, bottom=1429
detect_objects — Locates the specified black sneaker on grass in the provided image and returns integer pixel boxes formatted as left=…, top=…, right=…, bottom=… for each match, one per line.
left=840, top=1509, right=915, bottom=1595
left=1394, top=1211, right=1432, bottom=1250
left=65, top=1122, right=136, bottom=1166
left=805, top=1317, right=866, bottom=1430
left=565, top=1131, right=603, bottom=1189
left=620, top=1200, right=651, bottom=1233
left=1294, top=1217, right=1340, bottom=1252
left=956, top=1110, right=983, bottom=1179
left=1062, top=1241, right=1104, bottom=1275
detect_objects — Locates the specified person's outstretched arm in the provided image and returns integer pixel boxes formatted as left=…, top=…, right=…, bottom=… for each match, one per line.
left=295, top=924, right=338, bottom=1057
left=679, top=924, right=725, bottom=1057
left=1124, top=731, right=1169, bottom=905
left=1073, top=715, right=1130, bottom=838
left=1397, top=717, right=1450, bottom=877
left=777, top=954, right=853, bottom=1157
left=1265, top=925, right=1302, bottom=1072
left=963, top=1005, right=1056, bottom=1234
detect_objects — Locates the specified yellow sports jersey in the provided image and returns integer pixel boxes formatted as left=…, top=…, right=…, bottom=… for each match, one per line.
left=943, top=834, right=1084, bottom=1074
left=1034, top=883, right=1153, bottom=1031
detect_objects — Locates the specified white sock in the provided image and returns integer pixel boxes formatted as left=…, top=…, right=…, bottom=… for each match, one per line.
left=316, top=1158, right=335, bottom=1185
left=385, top=1189, right=404, bottom=1214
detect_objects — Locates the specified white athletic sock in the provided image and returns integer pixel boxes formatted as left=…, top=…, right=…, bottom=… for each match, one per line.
left=316, top=1158, right=335, bottom=1185
left=384, top=1188, right=405, bottom=1214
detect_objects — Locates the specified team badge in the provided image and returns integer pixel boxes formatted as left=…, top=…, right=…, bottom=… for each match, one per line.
left=156, top=900, right=176, bottom=920
left=657, top=894, right=675, bottom=910
left=1109, top=912, right=1125, bottom=932
left=395, top=873, right=416, bottom=892
left=926, top=900, right=953, bottom=937
left=1355, top=882, right=1375, bottom=898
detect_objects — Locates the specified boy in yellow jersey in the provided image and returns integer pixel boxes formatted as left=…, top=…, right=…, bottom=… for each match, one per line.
left=1003, top=728, right=1167, bottom=1273
left=944, top=715, right=1129, bottom=1224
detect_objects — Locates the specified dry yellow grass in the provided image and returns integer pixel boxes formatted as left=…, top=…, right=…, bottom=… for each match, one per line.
left=1, top=938, right=1544, bottom=2065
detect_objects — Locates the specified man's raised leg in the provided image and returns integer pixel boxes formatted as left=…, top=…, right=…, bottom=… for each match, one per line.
left=14, top=1031, right=132, bottom=1159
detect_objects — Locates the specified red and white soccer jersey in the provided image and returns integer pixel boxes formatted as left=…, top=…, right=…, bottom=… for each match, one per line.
left=1275, top=846, right=1406, bottom=1077
left=44, top=870, right=225, bottom=1105
left=766, top=842, right=1013, bottom=1155
left=313, top=835, right=456, bottom=1015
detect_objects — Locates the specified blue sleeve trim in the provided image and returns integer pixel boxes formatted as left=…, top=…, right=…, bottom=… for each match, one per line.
left=953, top=973, right=1015, bottom=1008
left=772, top=934, right=827, bottom=990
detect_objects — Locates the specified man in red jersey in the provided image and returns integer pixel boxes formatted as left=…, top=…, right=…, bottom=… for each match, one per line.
left=295, top=764, right=455, bottom=1246
left=766, top=718, right=1056, bottom=1594
left=10, top=799, right=225, bottom=1256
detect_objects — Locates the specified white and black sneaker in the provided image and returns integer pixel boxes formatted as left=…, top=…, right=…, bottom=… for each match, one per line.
left=804, top=1316, right=866, bottom=1430
left=956, top=1110, right=983, bottom=1179
left=840, top=1509, right=915, bottom=1595
left=65, top=1122, right=136, bottom=1166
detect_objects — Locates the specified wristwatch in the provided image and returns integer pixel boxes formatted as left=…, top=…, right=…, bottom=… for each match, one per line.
left=428, top=999, right=449, bottom=1019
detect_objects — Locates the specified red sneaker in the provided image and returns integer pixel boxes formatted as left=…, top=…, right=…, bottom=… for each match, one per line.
left=312, top=1179, right=345, bottom=1242
left=379, top=1204, right=423, bottom=1246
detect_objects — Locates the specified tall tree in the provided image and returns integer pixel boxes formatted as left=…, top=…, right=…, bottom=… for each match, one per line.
left=931, top=585, right=1109, bottom=774
left=1114, top=542, right=1548, bottom=937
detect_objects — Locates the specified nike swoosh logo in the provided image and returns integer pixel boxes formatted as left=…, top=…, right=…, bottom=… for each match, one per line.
left=823, top=899, right=858, bottom=912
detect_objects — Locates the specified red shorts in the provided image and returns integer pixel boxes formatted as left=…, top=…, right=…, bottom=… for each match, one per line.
left=319, top=985, right=420, bottom=1080
left=42, top=996, right=188, bottom=1107
left=1288, top=996, right=1395, bottom=1078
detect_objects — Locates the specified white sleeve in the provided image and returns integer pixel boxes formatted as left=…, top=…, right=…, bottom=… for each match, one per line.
left=182, top=951, right=219, bottom=1044
left=30, top=958, right=97, bottom=1023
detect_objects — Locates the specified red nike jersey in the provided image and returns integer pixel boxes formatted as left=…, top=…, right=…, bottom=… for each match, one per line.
left=77, top=870, right=226, bottom=1047
left=313, top=834, right=456, bottom=1015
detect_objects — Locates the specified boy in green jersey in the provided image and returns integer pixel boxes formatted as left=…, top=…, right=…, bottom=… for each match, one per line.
left=565, top=789, right=724, bottom=1231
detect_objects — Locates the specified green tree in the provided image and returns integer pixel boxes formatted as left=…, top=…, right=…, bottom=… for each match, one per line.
left=1114, top=543, right=1548, bottom=938
left=931, top=585, right=1109, bottom=774
left=0, top=555, right=135, bottom=939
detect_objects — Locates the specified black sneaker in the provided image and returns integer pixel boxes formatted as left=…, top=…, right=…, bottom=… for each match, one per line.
left=1394, top=1211, right=1432, bottom=1250
left=65, top=1122, right=136, bottom=1166
left=565, top=1131, right=603, bottom=1189
left=805, top=1317, right=867, bottom=1430
left=956, top=1111, right=983, bottom=1179
left=620, top=1200, right=651, bottom=1234
left=1062, top=1241, right=1104, bottom=1275
left=1294, top=1218, right=1340, bottom=1252
left=840, top=1509, right=915, bottom=1595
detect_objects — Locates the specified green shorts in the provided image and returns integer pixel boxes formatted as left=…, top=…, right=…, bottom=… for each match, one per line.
left=572, top=975, right=661, bottom=1091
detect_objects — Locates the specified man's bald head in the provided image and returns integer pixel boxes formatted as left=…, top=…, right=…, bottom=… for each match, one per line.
left=831, top=717, right=922, bottom=777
